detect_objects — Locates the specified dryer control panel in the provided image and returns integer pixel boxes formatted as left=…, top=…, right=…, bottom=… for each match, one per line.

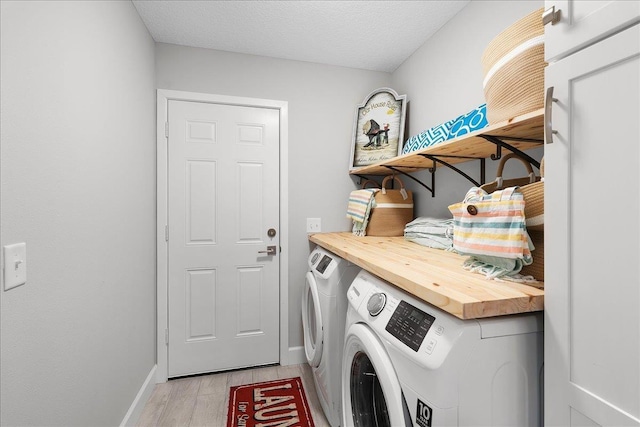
left=315, top=255, right=333, bottom=274
left=308, top=248, right=339, bottom=279
left=385, top=300, right=435, bottom=352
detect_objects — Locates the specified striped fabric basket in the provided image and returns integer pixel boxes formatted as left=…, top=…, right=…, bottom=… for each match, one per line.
left=482, top=8, right=546, bottom=124
left=448, top=187, right=531, bottom=261
left=448, top=186, right=544, bottom=285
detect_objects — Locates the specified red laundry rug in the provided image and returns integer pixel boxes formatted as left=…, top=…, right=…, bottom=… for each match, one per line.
left=227, top=376, right=315, bottom=427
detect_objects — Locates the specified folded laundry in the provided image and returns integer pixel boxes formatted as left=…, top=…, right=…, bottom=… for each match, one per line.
left=404, top=217, right=454, bottom=250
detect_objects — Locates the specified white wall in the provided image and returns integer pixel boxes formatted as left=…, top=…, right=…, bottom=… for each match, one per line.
left=392, top=0, right=544, bottom=218
left=0, top=2, right=156, bottom=426
left=155, top=44, right=391, bottom=350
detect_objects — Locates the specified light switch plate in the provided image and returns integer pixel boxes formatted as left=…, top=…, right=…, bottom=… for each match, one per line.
left=306, top=218, right=321, bottom=233
left=4, top=243, right=26, bottom=291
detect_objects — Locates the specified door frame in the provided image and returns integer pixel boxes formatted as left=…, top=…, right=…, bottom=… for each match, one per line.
left=155, top=89, right=289, bottom=382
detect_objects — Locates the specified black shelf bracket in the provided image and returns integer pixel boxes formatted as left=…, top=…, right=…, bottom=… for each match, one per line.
left=353, top=174, right=380, bottom=186
left=384, top=165, right=435, bottom=197
left=419, top=154, right=486, bottom=189
left=352, top=133, right=540, bottom=197
left=479, top=134, right=543, bottom=169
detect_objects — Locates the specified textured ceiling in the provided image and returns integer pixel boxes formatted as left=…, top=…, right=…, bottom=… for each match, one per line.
left=133, top=0, right=470, bottom=73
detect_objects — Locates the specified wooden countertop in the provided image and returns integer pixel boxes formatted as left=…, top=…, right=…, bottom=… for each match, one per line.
left=309, top=232, right=544, bottom=320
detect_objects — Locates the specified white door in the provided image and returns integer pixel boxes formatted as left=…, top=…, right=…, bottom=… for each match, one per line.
left=167, top=100, right=280, bottom=377
left=544, top=25, right=640, bottom=426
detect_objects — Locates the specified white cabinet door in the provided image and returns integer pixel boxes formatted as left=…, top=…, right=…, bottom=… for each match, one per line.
left=544, top=0, right=639, bottom=62
left=544, top=24, right=640, bottom=426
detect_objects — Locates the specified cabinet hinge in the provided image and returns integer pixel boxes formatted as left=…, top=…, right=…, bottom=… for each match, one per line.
left=165, top=225, right=169, bottom=242
left=165, top=122, right=169, bottom=138
left=165, top=328, right=169, bottom=345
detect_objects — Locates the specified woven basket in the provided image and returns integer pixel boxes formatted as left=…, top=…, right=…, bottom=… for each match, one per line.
left=521, top=230, right=544, bottom=286
left=482, top=8, right=546, bottom=124
left=367, top=175, right=414, bottom=237
left=481, top=154, right=544, bottom=231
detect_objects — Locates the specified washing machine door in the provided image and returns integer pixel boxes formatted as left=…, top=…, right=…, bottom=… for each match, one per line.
left=342, top=323, right=410, bottom=427
left=302, top=272, right=323, bottom=367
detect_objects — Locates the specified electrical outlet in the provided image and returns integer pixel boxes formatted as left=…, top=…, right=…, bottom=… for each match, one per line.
left=306, top=218, right=321, bottom=233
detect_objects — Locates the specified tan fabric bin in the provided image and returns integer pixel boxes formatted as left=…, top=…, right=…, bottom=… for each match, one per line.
left=521, top=230, right=544, bottom=286
left=367, top=176, right=414, bottom=237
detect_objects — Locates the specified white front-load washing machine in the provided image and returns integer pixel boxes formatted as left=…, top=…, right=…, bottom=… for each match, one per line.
left=342, top=270, right=544, bottom=427
left=303, top=246, right=361, bottom=427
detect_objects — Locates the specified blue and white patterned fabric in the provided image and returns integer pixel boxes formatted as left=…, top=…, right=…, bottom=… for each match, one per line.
left=447, top=104, right=489, bottom=139
left=401, top=104, right=490, bottom=154
left=401, top=119, right=455, bottom=154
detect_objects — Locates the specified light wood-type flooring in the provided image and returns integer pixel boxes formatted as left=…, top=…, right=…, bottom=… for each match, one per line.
left=137, top=363, right=331, bottom=427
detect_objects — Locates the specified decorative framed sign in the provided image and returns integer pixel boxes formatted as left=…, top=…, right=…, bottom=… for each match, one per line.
left=349, top=87, right=407, bottom=170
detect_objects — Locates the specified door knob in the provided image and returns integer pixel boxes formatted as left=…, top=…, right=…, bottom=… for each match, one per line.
left=258, top=245, right=277, bottom=256
left=267, top=228, right=277, bottom=238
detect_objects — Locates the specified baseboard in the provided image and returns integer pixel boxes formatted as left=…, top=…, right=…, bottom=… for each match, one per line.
left=120, top=364, right=157, bottom=427
left=286, top=346, right=306, bottom=365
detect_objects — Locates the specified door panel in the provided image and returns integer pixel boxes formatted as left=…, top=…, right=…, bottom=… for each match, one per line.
left=236, top=266, right=263, bottom=335
left=544, top=25, right=640, bottom=426
left=568, top=54, right=639, bottom=414
left=237, top=162, right=263, bottom=241
left=186, top=269, right=216, bottom=340
left=168, top=100, right=280, bottom=377
left=186, top=160, right=216, bottom=244
left=186, top=120, right=217, bottom=144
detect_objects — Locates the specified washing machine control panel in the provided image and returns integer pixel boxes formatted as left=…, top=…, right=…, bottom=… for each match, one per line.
left=385, top=300, right=436, bottom=352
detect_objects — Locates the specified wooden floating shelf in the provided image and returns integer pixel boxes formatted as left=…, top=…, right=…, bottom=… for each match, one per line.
left=350, top=108, right=544, bottom=176
left=310, top=232, right=544, bottom=320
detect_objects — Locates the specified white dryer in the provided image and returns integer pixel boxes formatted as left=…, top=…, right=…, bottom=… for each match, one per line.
left=303, top=246, right=360, bottom=427
left=342, top=270, right=544, bottom=427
